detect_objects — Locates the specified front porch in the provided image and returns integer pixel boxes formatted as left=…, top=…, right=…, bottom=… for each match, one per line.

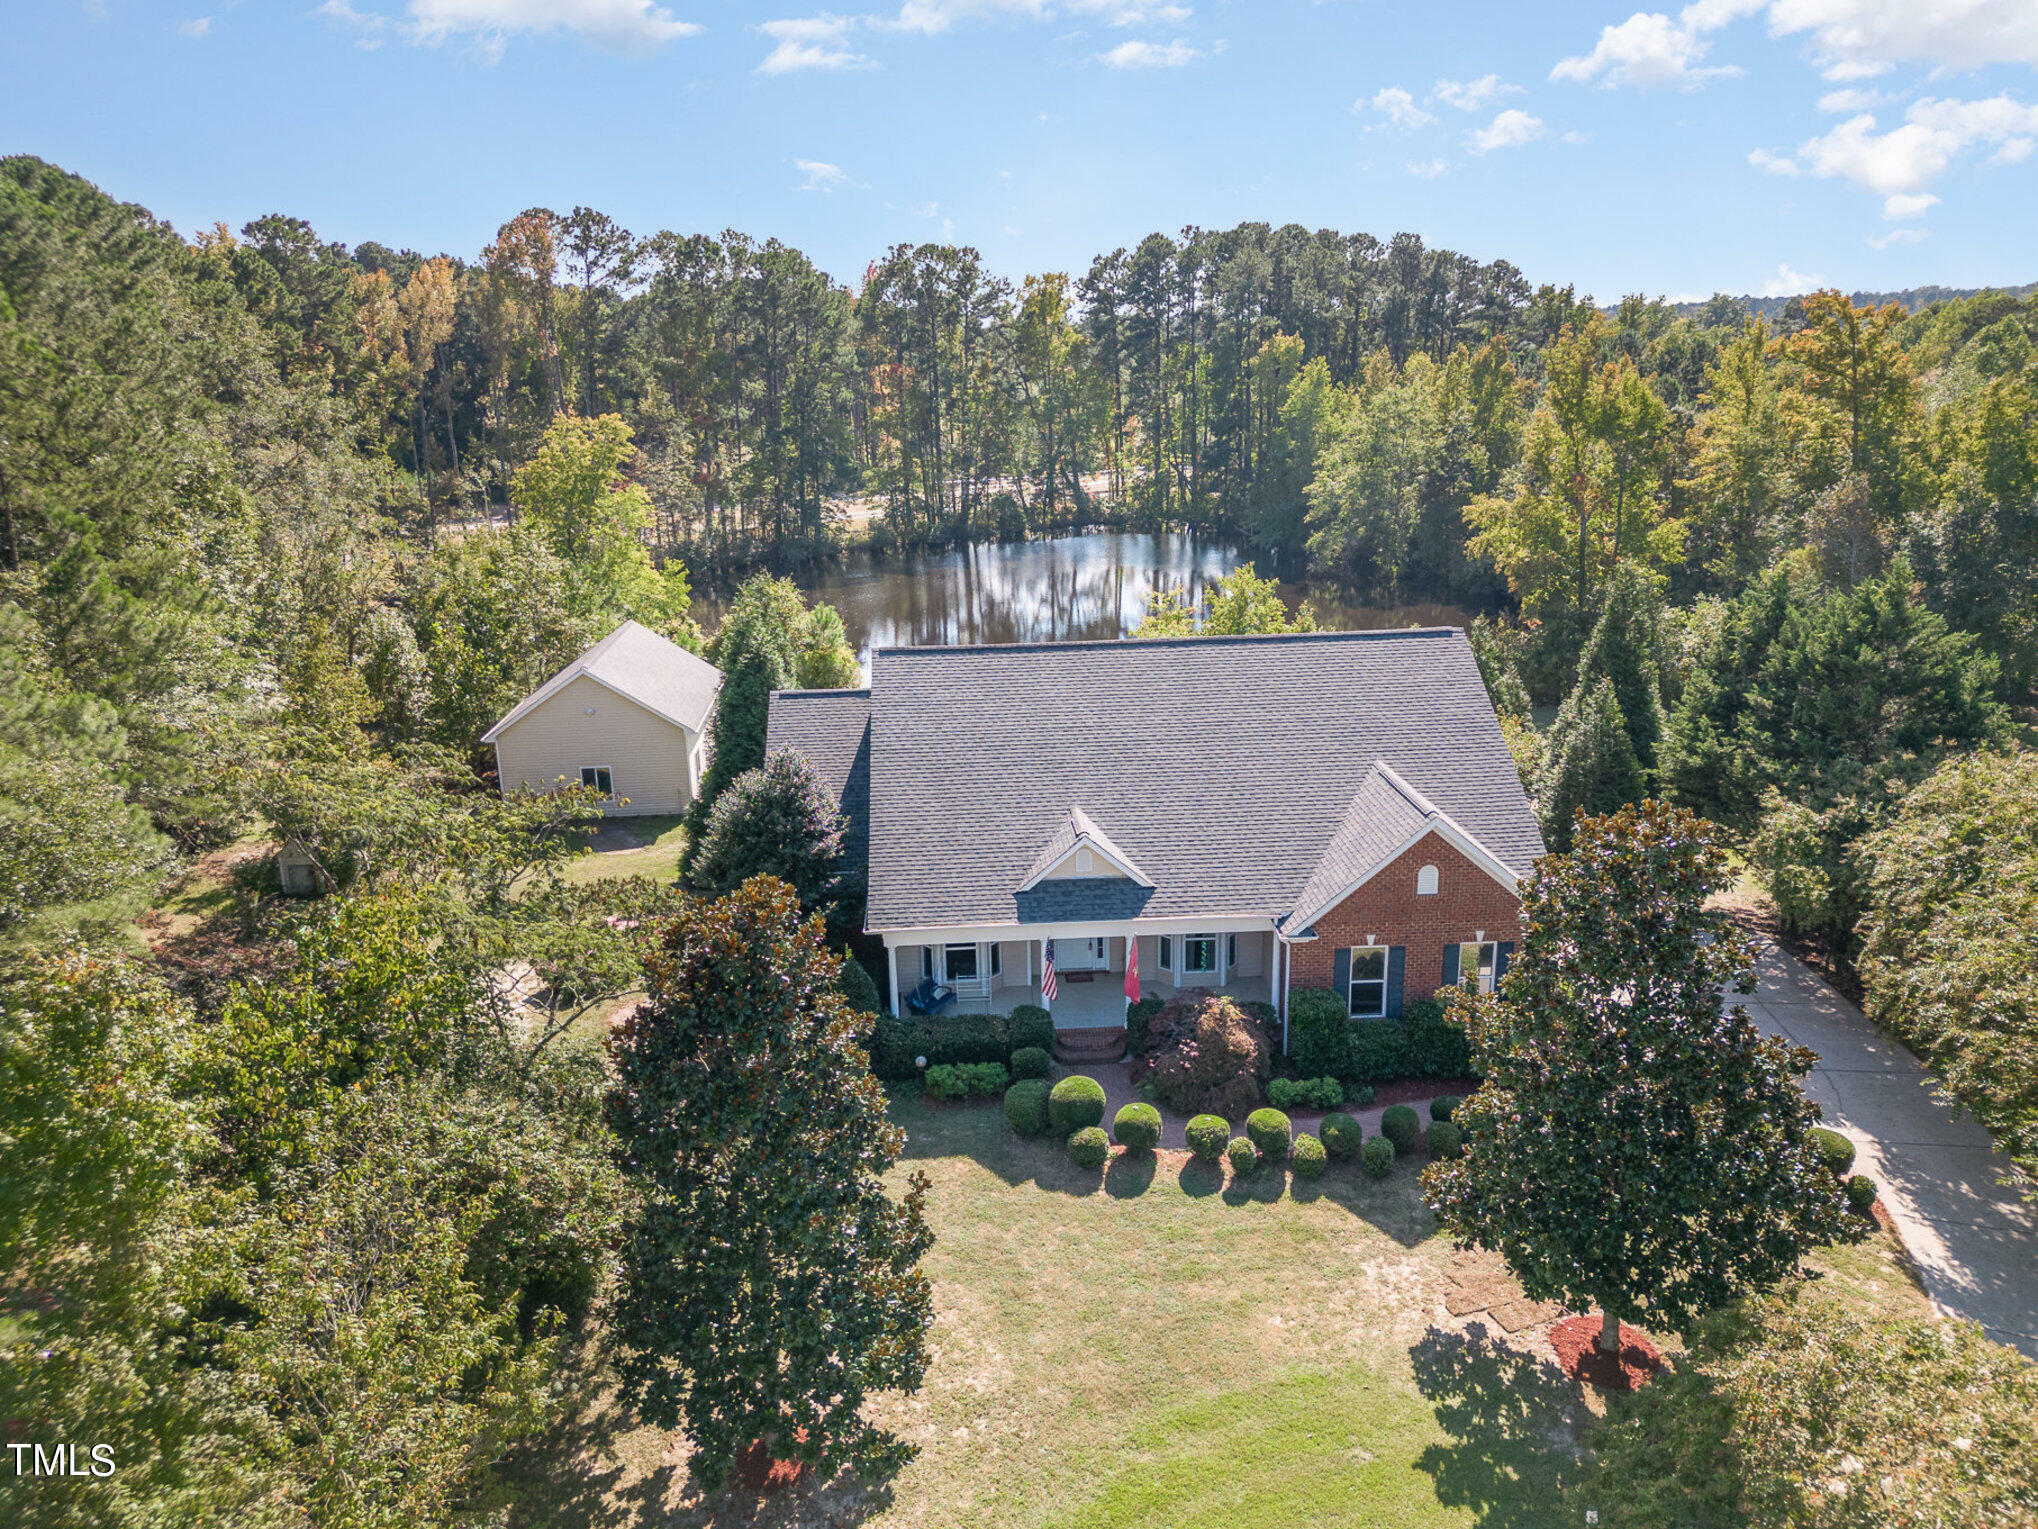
left=948, top=973, right=1276, bottom=1030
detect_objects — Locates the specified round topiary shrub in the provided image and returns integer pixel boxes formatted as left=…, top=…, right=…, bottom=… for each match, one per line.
left=1113, top=1102, right=1162, bottom=1152
left=1225, top=1136, right=1260, bottom=1177
left=1427, top=1119, right=1464, bottom=1159
left=1048, top=1074, right=1107, bottom=1135
left=1291, top=1134, right=1327, bottom=1179
left=1361, top=1136, right=1395, bottom=1178
left=1246, top=1107, right=1293, bottom=1161
left=1429, top=1094, right=1462, bottom=1122
left=1320, top=1112, right=1363, bottom=1161
left=1380, top=1104, right=1421, bottom=1154
left=1846, top=1173, right=1878, bottom=1214
left=1009, top=1046, right=1051, bottom=1080
left=1003, top=1079, right=1050, bottom=1137
left=1810, top=1127, right=1856, bottom=1177
left=1186, top=1114, right=1230, bottom=1162
left=1068, top=1126, right=1110, bottom=1169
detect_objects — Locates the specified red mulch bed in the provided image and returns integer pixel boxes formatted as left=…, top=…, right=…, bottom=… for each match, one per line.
left=734, top=1431, right=811, bottom=1494
left=1548, top=1315, right=1664, bottom=1392
left=1365, top=1077, right=1482, bottom=1109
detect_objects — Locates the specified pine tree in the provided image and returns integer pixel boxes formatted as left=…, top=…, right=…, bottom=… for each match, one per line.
left=1422, top=802, right=1862, bottom=1354
left=1540, top=676, right=1643, bottom=852
left=1548, top=564, right=1667, bottom=780
left=682, top=748, right=850, bottom=921
left=608, top=877, right=934, bottom=1489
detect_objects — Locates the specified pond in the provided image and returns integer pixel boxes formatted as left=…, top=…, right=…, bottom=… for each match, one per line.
left=694, top=530, right=1478, bottom=670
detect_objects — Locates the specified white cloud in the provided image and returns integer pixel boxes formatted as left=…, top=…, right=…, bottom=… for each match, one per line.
left=1370, top=86, right=1434, bottom=128
left=1561, top=129, right=1594, bottom=143
left=1797, top=95, right=2038, bottom=199
left=1991, top=136, right=2036, bottom=165
left=1099, top=37, right=1198, bottom=67
left=178, top=15, right=214, bottom=37
left=1762, top=261, right=1826, bottom=296
left=321, top=0, right=701, bottom=57
left=1551, top=7, right=1745, bottom=89
left=1764, top=0, right=2038, bottom=75
left=1748, top=146, right=1801, bottom=174
left=888, top=0, right=1189, bottom=33
left=757, top=14, right=870, bottom=73
left=1882, top=190, right=1940, bottom=217
left=1869, top=226, right=1929, bottom=247
left=1467, top=108, right=1546, bottom=153
left=1433, top=73, right=1519, bottom=111
left=1817, top=87, right=1884, bottom=112
left=794, top=158, right=851, bottom=191
left=1406, top=156, right=1450, bottom=177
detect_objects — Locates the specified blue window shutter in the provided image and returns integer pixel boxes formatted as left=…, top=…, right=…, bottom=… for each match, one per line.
left=1497, top=942, right=1514, bottom=981
left=1386, top=947, right=1405, bottom=1017
left=1332, top=947, right=1351, bottom=1004
left=1441, top=943, right=1460, bottom=988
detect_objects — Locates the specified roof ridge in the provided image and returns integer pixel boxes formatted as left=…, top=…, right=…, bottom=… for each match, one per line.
left=869, top=626, right=1463, bottom=660
left=770, top=686, right=873, bottom=699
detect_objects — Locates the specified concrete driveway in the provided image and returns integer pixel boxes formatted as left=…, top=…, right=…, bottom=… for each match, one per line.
left=1740, top=940, right=2038, bottom=1358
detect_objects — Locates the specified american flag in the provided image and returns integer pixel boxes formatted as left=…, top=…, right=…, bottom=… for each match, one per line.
left=1041, top=939, right=1057, bottom=1003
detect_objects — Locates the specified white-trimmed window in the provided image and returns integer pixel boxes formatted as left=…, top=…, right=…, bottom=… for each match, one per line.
left=1349, top=946, right=1389, bottom=1018
left=944, top=944, right=979, bottom=983
left=1458, top=941, right=1499, bottom=994
left=1183, top=935, right=1218, bottom=974
left=1416, top=864, right=1439, bottom=895
left=579, top=766, right=614, bottom=796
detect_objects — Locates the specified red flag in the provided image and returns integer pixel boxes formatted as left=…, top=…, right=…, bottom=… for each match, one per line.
left=1124, top=935, right=1140, bottom=1005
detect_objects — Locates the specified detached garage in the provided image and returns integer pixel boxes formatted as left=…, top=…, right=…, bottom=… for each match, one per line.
left=483, top=620, right=722, bottom=817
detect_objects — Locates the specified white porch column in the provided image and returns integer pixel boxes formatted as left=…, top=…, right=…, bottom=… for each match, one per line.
left=887, top=942, right=901, bottom=1017
left=1276, top=937, right=1290, bottom=1054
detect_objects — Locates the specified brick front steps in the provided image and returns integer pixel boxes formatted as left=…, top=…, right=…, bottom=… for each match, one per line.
left=1052, top=1025, right=1128, bottom=1065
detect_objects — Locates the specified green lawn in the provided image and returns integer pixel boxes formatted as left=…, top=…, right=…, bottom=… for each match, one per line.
left=500, top=1090, right=1930, bottom=1529
left=557, top=816, right=689, bottom=887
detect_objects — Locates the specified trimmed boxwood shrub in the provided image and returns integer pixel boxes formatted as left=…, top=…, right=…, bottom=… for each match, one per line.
left=1126, top=995, right=1166, bottom=1054
left=1429, top=1093, right=1462, bottom=1122
left=925, top=1060, right=1009, bottom=1100
left=1290, top=986, right=1350, bottom=1078
left=1268, top=1076, right=1343, bottom=1111
left=1009, top=1046, right=1050, bottom=1080
left=1342, top=997, right=1476, bottom=1085
left=1291, top=1133, right=1327, bottom=1179
left=1362, top=1136, right=1396, bottom=1178
left=1846, top=1173, right=1878, bottom=1213
left=1003, top=1079, right=1049, bottom=1137
left=1008, top=1005, right=1054, bottom=1050
left=1113, top=1102, right=1162, bottom=1152
left=1320, top=1112, right=1363, bottom=1161
left=1048, top=1074, right=1107, bottom=1134
left=1068, top=1126, right=1110, bottom=1169
left=1225, top=1136, right=1260, bottom=1176
left=1246, top=1107, right=1293, bottom=1161
left=1427, top=1119, right=1464, bottom=1159
left=1379, top=1104, right=1421, bottom=1154
left=1186, top=1114, right=1230, bottom=1162
left=870, top=1010, right=1049, bottom=1080
left=1811, top=1127, right=1857, bottom=1177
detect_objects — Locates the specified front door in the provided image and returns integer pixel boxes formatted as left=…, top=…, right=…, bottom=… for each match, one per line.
left=1058, top=936, right=1109, bottom=972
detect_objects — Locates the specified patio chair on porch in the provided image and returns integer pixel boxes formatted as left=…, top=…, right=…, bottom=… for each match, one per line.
left=904, top=977, right=957, bottom=1015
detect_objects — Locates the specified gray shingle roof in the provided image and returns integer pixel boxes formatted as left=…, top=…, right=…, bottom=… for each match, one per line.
left=844, top=627, right=1543, bottom=933
left=482, top=620, right=722, bottom=741
left=764, top=688, right=872, bottom=867
left=1018, top=805, right=1154, bottom=889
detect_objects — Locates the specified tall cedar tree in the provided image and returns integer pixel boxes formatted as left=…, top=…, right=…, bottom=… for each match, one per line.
left=682, top=748, right=852, bottom=923
left=1555, top=564, right=1668, bottom=779
left=1539, top=676, right=1644, bottom=852
left=607, top=876, right=933, bottom=1489
left=1422, top=801, right=1862, bottom=1352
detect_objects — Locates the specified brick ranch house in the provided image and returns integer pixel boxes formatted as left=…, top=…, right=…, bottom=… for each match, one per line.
left=766, top=627, right=1545, bottom=1059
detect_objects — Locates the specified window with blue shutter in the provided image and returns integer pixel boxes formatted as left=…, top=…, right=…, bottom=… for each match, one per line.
left=1332, top=946, right=1351, bottom=1007
left=1441, top=943, right=1460, bottom=988
left=1386, top=946, right=1405, bottom=1018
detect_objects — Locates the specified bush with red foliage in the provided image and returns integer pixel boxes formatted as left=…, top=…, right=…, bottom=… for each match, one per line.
left=1149, top=993, right=1272, bottom=1118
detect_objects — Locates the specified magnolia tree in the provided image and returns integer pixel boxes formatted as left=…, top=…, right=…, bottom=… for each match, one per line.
left=1422, top=800, right=1862, bottom=1353
left=606, top=876, right=933, bottom=1489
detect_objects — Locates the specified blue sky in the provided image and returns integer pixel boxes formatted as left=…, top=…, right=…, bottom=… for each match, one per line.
left=7, top=1, right=2037, bottom=301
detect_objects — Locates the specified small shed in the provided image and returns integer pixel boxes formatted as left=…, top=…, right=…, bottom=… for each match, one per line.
left=276, top=837, right=335, bottom=898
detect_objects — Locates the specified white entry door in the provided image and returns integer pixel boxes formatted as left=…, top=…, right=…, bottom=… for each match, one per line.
left=1058, top=936, right=1110, bottom=972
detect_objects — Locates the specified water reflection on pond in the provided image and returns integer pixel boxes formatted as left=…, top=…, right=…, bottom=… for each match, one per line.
left=695, top=531, right=1477, bottom=668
